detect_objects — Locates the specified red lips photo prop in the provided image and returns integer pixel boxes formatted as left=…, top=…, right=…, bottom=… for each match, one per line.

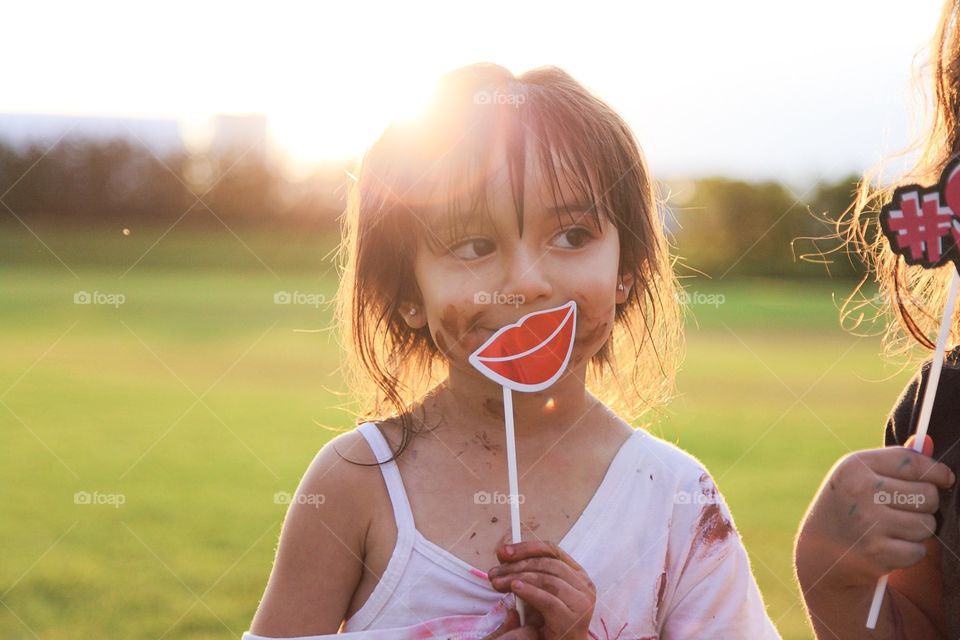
left=468, top=300, right=577, bottom=392
left=466, top=299, right=578, bottom=625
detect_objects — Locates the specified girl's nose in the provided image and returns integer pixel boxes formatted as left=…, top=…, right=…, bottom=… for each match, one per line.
left=501, top=246, right=553, bottom=305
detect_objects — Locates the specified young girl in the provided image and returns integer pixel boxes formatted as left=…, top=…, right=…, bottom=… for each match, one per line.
left=795, top=3, right=960, bottom=638
left=243, top=63, right=779, bottom=639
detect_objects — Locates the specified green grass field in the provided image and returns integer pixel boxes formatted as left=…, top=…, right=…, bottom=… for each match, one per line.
left=0, top=223, right=915, bottom=639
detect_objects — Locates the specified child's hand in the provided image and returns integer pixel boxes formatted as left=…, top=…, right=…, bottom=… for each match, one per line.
left=796, top=435, right=955, bottom=590
left=488, top=540, right=595, bottom=640
left=481, top=607, right=541, bottom=640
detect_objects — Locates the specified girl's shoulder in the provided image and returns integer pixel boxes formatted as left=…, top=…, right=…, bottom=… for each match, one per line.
left=315, top=424, right=384, bottom=470
left=292, top=424, right=392, bottom=529
left=621, top=429, right=738, bottom=544
left=247, top=427, right=386, bottom=636
left=629, top=428, right=717, bottom=488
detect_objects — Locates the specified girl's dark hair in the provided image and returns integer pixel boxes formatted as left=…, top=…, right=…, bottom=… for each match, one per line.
left=333, top=63, right=682, bottom=462
left=839, top=1, right=960, bottom=362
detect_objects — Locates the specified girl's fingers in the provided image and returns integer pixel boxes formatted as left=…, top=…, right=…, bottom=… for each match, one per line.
left=491, top=540, right=596, bottom=638
left=493, top=572, right=579, bottom=613
left=858, top=447, right=954, bottom=487
left=496, top=540, right=583, bottom=573
left=510, top=577, right=576, bottom=623
left=489, top=555, right=582, bottom=587
left=522, top=604, right=545, bottom=629
left=872, top=476, right=941, bottom=514
left=904, top=433, right=934, bottom=457
left=877, top=509, right=938, bottom=542
left=868, top=537, right=928, bottom=573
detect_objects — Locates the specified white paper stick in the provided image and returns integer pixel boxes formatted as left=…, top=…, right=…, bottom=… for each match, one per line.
left=866, top=268, right=960, bottom=628
left=502, top=385, right=526, bottom=625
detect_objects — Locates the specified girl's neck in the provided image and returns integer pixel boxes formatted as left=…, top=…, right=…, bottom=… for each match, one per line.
left=429, top=362, right=603, bottom=445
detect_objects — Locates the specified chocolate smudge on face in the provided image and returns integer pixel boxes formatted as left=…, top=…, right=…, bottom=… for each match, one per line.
left=567, top=295, right=616, bottom=367
left=441, top=304, right=460, bottom=338
left=579, top=320, right=610, bottom=347
left=441, top=303, right=487, bottom=354
left=570, top=319, right=611, bottom=368
left=460, top=320, right=486, bottom=353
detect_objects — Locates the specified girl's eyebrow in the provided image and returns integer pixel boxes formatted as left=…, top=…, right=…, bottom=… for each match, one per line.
left=426, top=199, right=598, bottom=236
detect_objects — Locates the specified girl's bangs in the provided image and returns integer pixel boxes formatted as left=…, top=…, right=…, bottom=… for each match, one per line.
left=396, top=108, right=608, bottom=251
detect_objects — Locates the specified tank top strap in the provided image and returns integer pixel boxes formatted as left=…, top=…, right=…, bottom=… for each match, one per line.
left=357, top=421, right=417, bottom=534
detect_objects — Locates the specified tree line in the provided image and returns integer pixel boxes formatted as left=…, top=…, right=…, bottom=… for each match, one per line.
left=0, top=137, right=867, bottom=278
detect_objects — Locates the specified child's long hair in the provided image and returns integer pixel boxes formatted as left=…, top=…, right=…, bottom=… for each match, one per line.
left=333, top=63, right=682, bottom=461
left=841, top=0, right=960, bottom=362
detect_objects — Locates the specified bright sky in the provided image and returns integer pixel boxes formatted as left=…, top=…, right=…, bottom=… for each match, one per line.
left=1, top=0, right=945, bottom=183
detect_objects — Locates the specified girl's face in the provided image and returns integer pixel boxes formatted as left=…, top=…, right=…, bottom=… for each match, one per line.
left=402, top=144, right=634, bottom=383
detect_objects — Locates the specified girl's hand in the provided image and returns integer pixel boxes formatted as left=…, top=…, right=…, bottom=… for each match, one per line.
left=796, top=436, right=954, bottom=589
left=481, top=607, right=541, bottom=640
left=488, top=540, right=595, bottom=640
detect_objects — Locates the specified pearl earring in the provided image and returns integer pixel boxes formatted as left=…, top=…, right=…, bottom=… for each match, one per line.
left=408, top=307, right=417, bottom=315
left=617, top=282, right=625, bottom=291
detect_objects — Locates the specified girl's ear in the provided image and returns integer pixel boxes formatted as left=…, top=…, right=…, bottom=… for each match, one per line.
left=400, top=303, right=428, bottom=330
left=616, top=272, right=635, bottom=304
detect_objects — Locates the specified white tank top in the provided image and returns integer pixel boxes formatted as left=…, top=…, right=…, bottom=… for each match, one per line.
left=241, top=421, right=781, bottom=639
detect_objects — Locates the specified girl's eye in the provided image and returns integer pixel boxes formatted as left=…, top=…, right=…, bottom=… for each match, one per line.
left=553, top=226, right=594, bottom=249
left=449, top=237, right=495, bottom=260
left=446, top=227, right=594, bottom=259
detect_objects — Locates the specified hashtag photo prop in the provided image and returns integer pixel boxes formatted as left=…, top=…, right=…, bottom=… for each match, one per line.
left=868, top=153, right=960, bottom=628
left=879, top=154, right=960, bottom=271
